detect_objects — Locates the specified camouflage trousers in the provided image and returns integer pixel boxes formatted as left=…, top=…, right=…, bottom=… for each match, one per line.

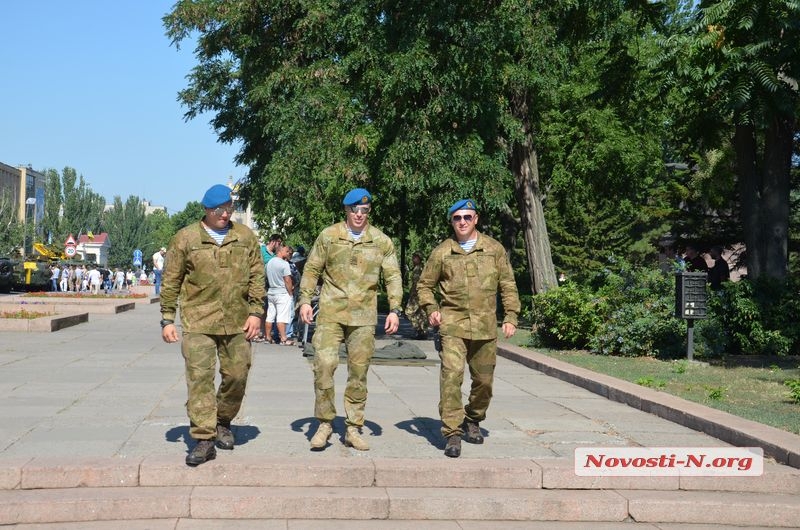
left=312, top=323, right=375, bottom=427
left=182, top=332, right=252, bottom=440
left=438, top=335, right=497, bottom=438
left=404, top=295, right=427, bottom=333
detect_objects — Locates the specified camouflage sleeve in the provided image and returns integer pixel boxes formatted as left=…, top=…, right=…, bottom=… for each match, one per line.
left=380, top=237, right=403, bottom=312
left=416, top=246, right=443, bottom=317
left=298, top=232, right=327, bottom=307
left=497, top=247, right=521, bottom=326
left=247, top=235, right=266, bottom=316
left=159, top=232, right=187, bottom=321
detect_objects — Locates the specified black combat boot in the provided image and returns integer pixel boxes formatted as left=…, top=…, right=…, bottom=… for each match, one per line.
left=444, top=435, right=461, bottom=458
left=186, top=439, right=216, bottom=466
left=216, top=420, right=235, bottom=450
left=463, top=420, right=484, bottom=444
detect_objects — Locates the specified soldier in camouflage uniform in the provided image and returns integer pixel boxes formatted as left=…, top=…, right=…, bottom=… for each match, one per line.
left=417, top=199, right=520, bottom=458
left=404, top=252, right=428, bottom=339
left=160, top=184, right=265, bottom=466
left=298, top=188, right=403, bottom=451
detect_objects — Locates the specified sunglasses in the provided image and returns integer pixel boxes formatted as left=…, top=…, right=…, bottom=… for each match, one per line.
left=346, top=205, right=371, bottom=214
left=451, top=214, right=474, bottom=223
left=210, top=206, right=235, bottom=216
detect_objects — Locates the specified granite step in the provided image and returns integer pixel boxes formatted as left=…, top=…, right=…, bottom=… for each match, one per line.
left=1, top=484, right=799, bottom=526
left=1, top=457, right=798, bottom=526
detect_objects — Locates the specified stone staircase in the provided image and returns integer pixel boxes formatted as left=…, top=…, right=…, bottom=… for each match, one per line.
left=1, top=456, right=799, bottom=526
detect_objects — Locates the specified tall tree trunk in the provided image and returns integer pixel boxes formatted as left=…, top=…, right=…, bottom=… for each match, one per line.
left=735, top=119, right=792, bottom=282
left=511, top=120, right=557, bottom=294
left=734, top=123, right=762, bottom=279
left=761, top=116, right=792, bottom=281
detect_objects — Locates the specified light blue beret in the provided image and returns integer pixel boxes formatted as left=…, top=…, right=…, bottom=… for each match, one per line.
left=342, top=188, right=372, bottom=206
left=448, top=198, right=477, bottom=216
left=201, top=184, right=232, bottom=208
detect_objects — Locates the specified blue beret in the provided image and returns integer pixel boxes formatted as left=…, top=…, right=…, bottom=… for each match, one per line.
left=448, top=198, right=477, bottom=216
left=342, top=188, right=372, bottom=206
left=201, top=184, right=232, bottom=208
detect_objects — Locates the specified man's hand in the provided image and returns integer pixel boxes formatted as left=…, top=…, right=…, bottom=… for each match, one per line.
left=161, top=324, right=179, bottom=343
left=502, top=322, right=517, bottom=339
left=428, top=310, right=442, bottom=327
left=299, top=303, right=314, bottom=324
left=243, top=315, right=262, bottom=341
left=385, top=312, right=400, bottom=334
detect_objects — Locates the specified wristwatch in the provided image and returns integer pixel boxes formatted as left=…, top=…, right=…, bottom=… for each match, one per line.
left=160, top=319, right=174, bottom=328
left=390, top=309, right=402, bottom=317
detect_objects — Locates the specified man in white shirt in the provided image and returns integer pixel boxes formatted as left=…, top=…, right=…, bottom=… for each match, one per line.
left=86, top=266, right=102, bottom=295
left=152, top=247, right=166, bottom=295
left=50, top=265, right=60, bottom=292
left=265, top=244, right=294, bottom=344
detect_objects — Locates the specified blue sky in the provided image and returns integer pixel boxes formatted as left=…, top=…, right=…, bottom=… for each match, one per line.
left=0, top=1, right=245, bottom=215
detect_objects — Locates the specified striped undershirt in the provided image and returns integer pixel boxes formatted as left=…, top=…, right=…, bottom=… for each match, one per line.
left=459, top=238, right=477, bottom=253
left=203, top=224, right=229, bottom=245
left=347, top=226, right=363, bottom=242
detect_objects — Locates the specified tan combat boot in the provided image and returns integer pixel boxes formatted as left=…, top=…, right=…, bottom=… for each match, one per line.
left=345, top=426, right=370, bottom=451
left=310, top=421, right=333, bottom=449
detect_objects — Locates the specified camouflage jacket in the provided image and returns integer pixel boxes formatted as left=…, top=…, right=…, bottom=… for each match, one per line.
left=160, top=220, right=265, bottom=335
left=417, top=232, right=520, bottom=340
left=298, top=221, right=402, bottom=326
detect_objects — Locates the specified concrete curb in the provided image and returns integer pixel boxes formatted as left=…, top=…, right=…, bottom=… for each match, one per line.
left=498, top=343, right=800, bottom=468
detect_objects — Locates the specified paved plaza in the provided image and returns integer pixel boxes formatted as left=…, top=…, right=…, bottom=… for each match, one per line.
left=0, top=294, right=798, bottom=528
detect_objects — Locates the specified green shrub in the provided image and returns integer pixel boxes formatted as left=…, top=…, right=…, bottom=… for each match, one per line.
left=785, top=379, right=800, bottom=404
left=706, top=279, right=794, bottom=356
left=529, top=282, right=604, bottom=349
left=589, top=294, right=685, bottom=357
left=586, top=260, right=684, bottom=357
left=530, top=256, right=799, bottom=358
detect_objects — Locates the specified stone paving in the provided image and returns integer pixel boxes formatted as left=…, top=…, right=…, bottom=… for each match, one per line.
left=0, top=293, right=798, bottom=528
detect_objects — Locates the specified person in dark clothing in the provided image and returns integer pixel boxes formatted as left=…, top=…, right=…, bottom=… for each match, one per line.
left=707, top=245, right=730, bottom=290
left=684, top=245, right=709, bottom=273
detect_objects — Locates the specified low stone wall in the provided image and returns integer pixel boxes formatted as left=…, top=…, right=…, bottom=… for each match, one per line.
left=0, top=311, right=88, bottom=332
left=0, top=301, right=134, bottom=314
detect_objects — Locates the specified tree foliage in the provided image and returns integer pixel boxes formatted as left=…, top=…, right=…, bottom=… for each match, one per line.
left=101, top=196, right=148, bottom=268
left=661, top=0, right=800, bottom=281
left=170, top=201, right=205, bottom=232
left=39, top=167, right=106, bottom=246
left=164, top=0, right=567, bottom=291
left=0, top=187, right=24, bottom=257
left=163, top=0, right=798, bottom=295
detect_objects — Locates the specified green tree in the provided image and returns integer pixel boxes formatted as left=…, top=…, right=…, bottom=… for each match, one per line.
left=102, top=196, right=148, bottom=268
left=163, top=0, right=563, bottom=292
left=663, top=0, right=800, bottom=281
left=539, top=1, right=678, bottom=274
left=55, top=167, right=105, bottom=240
left=146, top=209, right=175, bottom=254
left=170, top=201, right=204, bottom=232
left=0, top=187, right=24, bottom=256
left=40, top=168, right=63, bottom=245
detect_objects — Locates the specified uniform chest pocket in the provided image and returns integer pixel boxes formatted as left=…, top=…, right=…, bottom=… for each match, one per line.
left=227, top=244, right=250, bottom=280
left=442, top=257, right=466, bottom=290
left=476, top=255, right=499, bottom=290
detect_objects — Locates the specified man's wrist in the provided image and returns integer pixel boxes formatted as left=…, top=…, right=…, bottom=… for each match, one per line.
left=160, top=319, right=174, bottom=328
left=390, top=308, right=402, bottom=317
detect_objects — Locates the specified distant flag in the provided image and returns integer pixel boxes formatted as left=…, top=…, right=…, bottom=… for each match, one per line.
left=87, top=230, right=95, bottom=239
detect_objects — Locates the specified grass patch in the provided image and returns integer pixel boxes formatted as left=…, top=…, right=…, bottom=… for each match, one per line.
left=506, top=329, right=800, bottom=435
